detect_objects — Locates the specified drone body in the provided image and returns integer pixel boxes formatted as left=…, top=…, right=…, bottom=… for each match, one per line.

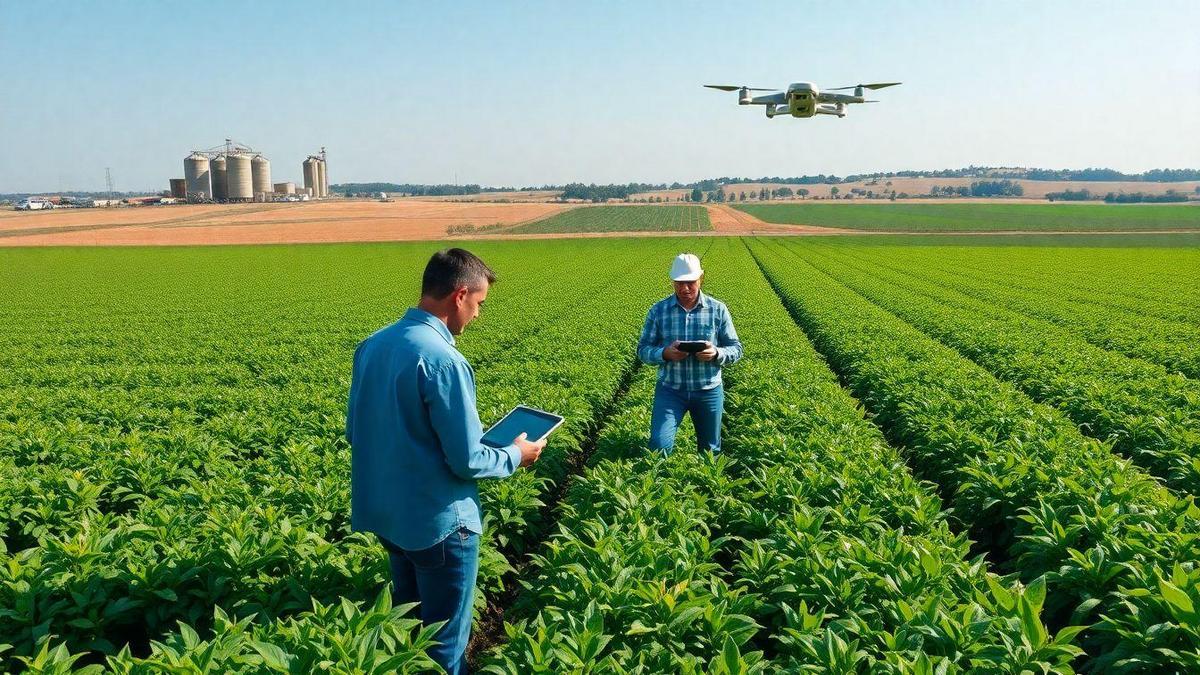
left=704, top=81, right=901, bottom=119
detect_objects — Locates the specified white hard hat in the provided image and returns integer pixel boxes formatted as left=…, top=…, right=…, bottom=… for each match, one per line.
left=670, top=253, right=703, bottom=281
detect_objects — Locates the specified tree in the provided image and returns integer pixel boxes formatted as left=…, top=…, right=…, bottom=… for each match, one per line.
left=690, top=187, right=703, bottom=202
left=739, top=191, right=747, bottom=201
left=830, top=187, right=840, bottom=197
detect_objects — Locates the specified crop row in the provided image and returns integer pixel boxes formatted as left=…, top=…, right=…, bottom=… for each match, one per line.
left=837, top=242, right=1200, bottom=330
left=506, top=205, right=712, bottom=234
left=822, top=244, right=1200, bottom=379
left=748, top=237, right=1200, bottom=672
left=0, top=240, right=690, bottom=670
left=793, top=240, right=1200, bottom=495
left=485, top=238, right=1077, bottom=672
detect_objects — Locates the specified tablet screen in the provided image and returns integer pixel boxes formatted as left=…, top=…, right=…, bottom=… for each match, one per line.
left=481, top=405, right=564, bottom=448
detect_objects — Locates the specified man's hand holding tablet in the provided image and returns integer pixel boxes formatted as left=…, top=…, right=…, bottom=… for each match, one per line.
left=514, top=433, right=544, bottom=467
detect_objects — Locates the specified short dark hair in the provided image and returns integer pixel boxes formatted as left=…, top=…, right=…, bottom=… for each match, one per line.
left=421, top=248, right=497, bottom=299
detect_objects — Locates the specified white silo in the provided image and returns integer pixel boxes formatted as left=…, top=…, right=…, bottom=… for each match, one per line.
left=226, top=154, right=253, bottom=202
left=251, top=155, right=272, bottom=195
left=183, top=153, right=212, bottom=201
left=315, top=160, right=327, bottom=198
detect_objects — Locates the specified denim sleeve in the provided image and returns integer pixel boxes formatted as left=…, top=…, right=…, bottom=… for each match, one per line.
left=637, top=306, right=665, bottom=365
left=715, top=305, right=744, bottom=366
left=424, top=360, right=522, bottom=480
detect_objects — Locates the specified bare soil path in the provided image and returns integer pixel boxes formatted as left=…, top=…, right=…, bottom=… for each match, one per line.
left=705, top=204, right=857, bottom=234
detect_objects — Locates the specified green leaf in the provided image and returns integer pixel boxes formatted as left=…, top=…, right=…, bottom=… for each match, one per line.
left=1025, top=576, right=1047, bottom=614
left=721, top=635, right=744, bottom=675
left=1159, top=578, right=1195, bottom=614
left=625, top=620, right=656, bottom=636
left=249, top=640, right=292, bottom=671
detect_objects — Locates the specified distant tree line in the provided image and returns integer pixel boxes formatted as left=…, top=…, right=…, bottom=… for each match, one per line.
left=1103, top=191, right=1191, bottom=203
left=558, top=183, right=663, bottom=202
left=1046, top=189, right=1095, bottom=202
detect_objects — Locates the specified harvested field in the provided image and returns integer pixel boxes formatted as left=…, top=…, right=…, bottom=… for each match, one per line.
left=705, top=204, right=856, bottom=234
left=0, top=200, right=569, bottom=246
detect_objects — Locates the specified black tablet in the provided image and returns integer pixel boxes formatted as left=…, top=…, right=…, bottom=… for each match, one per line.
left=677, top=340, right=709, bottom=354
left=481, top=405, right=565, bottom=448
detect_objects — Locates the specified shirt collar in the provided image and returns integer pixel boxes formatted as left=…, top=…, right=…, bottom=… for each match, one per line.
left=673, top=291, right=707, bottom=311
left=403, top=308, right=456, bottom=346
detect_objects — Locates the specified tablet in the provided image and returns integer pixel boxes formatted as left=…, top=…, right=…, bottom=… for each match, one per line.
left=677, top=340, right=709, bottom=354
left=481, top=405, right=564, bottom=448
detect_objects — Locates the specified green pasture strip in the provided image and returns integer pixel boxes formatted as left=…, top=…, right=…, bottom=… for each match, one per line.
left=794, top=240, right=1200, bottom=495
left=821, top=244, right=1200, bottom=379
left=747, top=237, right=1200, bottom=671
left=506, top=205, right=713, bottom=234
left=733, top=203, right=1200, bottom=232
left=488, top=238, right=1072, bottom=672
left=0, top=239, right=688, bottom=669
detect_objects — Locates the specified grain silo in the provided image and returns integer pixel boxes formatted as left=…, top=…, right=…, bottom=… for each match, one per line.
left=273, top=182, right=295, bottom=195
left=226, top=154, right=253, bottom=202
left=183, top=153, right=212, bottom=201
left=315, top=160, right=327, bottom=198
left=169, top=179, right=187, bottom=199
left=211, top=155, right=229, bottom=201
left=251, top=155, right=271, bottom=195
left=303, top=157, right=318, bottom=197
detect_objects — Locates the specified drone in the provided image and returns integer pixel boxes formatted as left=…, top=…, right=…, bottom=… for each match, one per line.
left=704, top=81, right=901, bottom=119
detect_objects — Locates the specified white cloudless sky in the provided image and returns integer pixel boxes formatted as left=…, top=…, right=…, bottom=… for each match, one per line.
left=1, top=0, right=1197, bottom=192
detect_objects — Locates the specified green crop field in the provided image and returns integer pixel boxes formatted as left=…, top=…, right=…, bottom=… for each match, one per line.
left=506, top=204, right=712, bottom=234
left=2, top=237, right=1198, bottom=672
left=733, top=202, right=1200, bottom=232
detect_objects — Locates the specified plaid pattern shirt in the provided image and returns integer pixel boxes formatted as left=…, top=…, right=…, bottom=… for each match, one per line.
left=637, top=292, right=743, bottom=391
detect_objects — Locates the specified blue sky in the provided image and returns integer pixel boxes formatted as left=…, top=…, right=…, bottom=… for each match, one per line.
left=2, top=0, right=1197, bottom=192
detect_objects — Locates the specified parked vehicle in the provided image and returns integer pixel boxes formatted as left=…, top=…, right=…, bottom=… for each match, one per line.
left=15, top=198, right=52, bottom=211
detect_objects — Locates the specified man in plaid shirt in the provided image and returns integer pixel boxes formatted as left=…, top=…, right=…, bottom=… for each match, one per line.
left=637, top=253, right=743, bottom=454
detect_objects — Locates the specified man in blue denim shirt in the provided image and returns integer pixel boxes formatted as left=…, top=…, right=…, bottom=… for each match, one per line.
left=637, top=253, right=743, bottom=454
left=347, top=248, right=544, bottom=674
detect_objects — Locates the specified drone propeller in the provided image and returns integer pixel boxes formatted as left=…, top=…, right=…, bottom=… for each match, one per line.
left=704, top=84, right=776, bottom=92
left=828, top=82, right=902, bottom=91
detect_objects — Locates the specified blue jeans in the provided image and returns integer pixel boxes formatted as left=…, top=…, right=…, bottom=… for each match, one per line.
left=382, top=528, right=479, bottom=675
left=650, top=382, right=724, bottom=455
